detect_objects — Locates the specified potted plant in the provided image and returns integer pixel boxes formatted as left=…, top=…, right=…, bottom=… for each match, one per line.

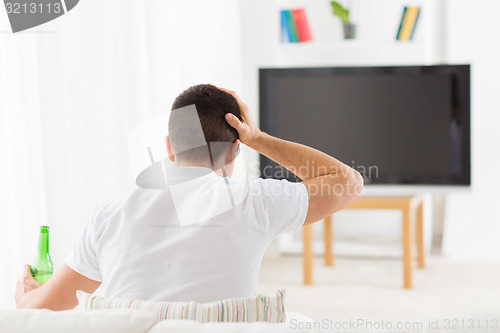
left=330, top=1, right=355, bottom=39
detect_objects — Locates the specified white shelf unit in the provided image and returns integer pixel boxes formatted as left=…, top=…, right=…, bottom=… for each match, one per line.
left=271, top=0, right=446, bottom=67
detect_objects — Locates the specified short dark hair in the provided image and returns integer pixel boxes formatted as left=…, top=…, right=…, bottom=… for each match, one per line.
left=169, top=84, right=241, bottom=163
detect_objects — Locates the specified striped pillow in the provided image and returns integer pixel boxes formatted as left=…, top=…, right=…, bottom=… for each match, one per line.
left=76, top=290, right=286, bottom=323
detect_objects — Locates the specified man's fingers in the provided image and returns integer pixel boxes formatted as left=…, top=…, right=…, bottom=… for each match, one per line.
left=225, top=113, right=243, bottom=131
left=24, top=265, right=35, bottom=279
left=218, top=87, right=236, bottom=97
left=219, top=88, right=245, bottom=109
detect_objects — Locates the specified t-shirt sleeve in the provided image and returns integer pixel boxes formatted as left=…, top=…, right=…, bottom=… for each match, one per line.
left=252, top=177, right=309, bottom=240
left=65, top=206, right=103, bottom=282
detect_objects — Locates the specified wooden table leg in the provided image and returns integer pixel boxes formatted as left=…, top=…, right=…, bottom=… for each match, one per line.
left=416, top=201, right=425, bottom=269
left=402, top=207, right=413, bottom=289
left=303, top=224, right=314, bottom=285
left=324, top=216, right=333, bottom=266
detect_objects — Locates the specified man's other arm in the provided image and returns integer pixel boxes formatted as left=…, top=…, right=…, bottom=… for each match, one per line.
left=16, top=264, right=101, bottom=310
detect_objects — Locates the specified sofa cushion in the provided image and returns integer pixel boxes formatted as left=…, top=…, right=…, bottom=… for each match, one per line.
left=0, top=308, right=156, bottom=333
left=77, top=289, right=286, bottom=323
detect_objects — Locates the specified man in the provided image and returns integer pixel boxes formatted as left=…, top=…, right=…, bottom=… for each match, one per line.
left=16, top=84, right=363, bottom=310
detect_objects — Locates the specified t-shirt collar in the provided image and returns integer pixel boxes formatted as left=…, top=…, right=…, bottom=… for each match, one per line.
left=165, top=166, right=215, bottom=185
left=136, top=159, right=218, bottom=189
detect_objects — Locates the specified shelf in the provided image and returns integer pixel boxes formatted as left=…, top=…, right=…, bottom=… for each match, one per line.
left=278, top=40, right=422, bottom=50
left=274, top=40, right=430, bottom=67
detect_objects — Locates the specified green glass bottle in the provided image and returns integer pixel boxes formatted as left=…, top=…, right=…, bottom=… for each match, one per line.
left=30, top=226, right=53, bottom=283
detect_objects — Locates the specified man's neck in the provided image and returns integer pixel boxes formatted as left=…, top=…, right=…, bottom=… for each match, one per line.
left=176, top=161, right=227, bottom=178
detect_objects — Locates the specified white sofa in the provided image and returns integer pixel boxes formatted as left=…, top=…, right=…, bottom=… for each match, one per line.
left=0, top=309, right=315, bottom=333
left=2, top=308, right=499, bottom=333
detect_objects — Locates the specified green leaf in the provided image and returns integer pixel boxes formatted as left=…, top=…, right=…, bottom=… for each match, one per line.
left=330, top=1, right=350, bottom=24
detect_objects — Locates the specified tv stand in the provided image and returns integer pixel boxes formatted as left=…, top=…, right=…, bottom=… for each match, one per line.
left=303, top=195, right=425, bottom=289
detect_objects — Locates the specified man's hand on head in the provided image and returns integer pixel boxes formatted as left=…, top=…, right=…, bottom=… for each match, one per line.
left=220, top=89, right=262, bottom=148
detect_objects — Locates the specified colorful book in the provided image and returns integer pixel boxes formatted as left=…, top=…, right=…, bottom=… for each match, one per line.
left=395, top=7, right=407, bottom=40
left=409, top=8, right=420, bottom=40
left=280, top=10, right=290, bottom=43
left=284, top=10, right=299, bottom=42
left=291, top=8, right=312, bottom=42
left=396, top=6, right=420, bottom=41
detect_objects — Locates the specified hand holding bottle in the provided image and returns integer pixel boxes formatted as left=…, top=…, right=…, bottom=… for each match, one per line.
left=15, top=265, right=42, bottom=307
left=15, top=226, right=54, bottom=307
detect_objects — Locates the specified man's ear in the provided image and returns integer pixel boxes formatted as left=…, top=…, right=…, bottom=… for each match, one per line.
left=225, top=139, right=240, bottom=164
left=166, top=136, right=175, bottom=163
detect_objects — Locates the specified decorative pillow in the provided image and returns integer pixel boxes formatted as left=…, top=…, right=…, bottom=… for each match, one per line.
left=76, top=289, right=286, bottom=323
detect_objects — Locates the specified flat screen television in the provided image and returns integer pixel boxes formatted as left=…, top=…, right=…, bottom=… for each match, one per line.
left=259, top=65, right=470, bottom=186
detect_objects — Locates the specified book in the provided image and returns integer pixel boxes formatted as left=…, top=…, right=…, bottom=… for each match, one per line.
left=409, top=8, right=420, bottom=40
left=395, top=7, right=407, bottom=40
left=291, top=8, right=312, bottom=42
left=284, top=10, right=299, bottom=42
left=397, top=6, right=420, bottom=41
left=280, top=10, right=290, bottom=43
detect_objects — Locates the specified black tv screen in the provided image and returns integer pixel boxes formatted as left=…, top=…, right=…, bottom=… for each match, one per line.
left=259, top=65, right=470, bottom=186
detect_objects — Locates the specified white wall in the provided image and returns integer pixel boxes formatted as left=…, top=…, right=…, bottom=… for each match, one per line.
left=442, top=0, right=500, bottom=262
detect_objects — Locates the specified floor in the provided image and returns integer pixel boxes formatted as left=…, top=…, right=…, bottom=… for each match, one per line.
left=257, top=252, right=500, bottom=323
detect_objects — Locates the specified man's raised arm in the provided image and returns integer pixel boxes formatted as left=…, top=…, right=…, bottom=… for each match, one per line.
left=223, top=89, right=364, bottom=225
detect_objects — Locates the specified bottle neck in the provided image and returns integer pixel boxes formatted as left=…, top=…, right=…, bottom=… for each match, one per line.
left=37, top=228, right=49, bottom=255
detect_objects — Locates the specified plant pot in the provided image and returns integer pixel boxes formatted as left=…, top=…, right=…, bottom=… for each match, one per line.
left=343, top=23, right=356, bottom=39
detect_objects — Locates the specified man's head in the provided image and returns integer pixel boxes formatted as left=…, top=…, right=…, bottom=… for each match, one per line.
left=167, top=84, right=242, bottom=173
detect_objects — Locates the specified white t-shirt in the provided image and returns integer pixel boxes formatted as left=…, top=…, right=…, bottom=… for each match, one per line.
left=65, top=166, right=309, bottom=303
